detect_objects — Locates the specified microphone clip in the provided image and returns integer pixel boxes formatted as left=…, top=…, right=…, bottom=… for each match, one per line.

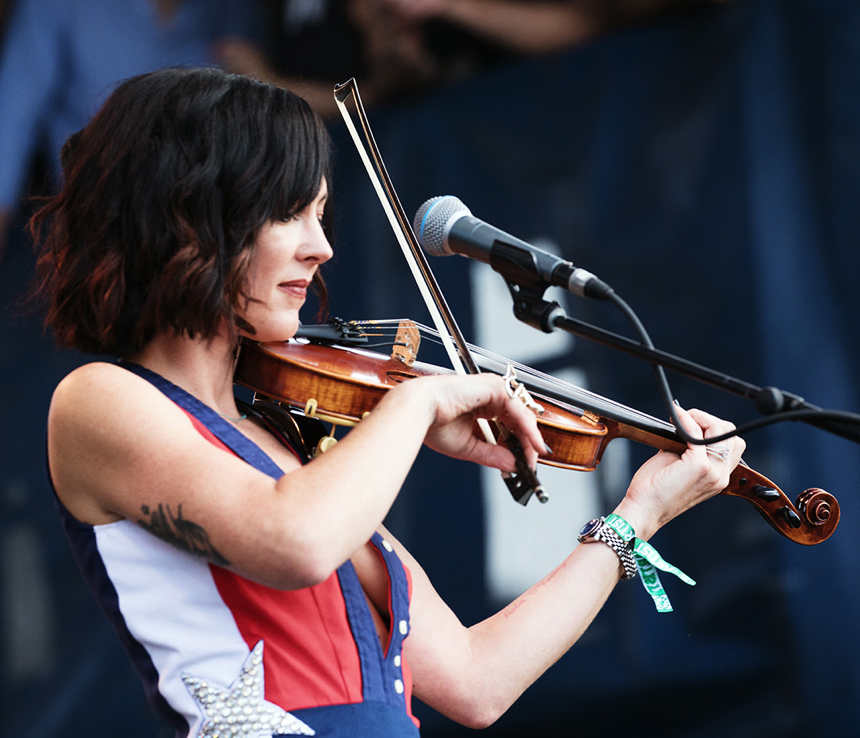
left=487, top=239, right=563, bottom=333
left=501, top=280, right=565, bottom=335
left=490, top=239, right=552, bottom=294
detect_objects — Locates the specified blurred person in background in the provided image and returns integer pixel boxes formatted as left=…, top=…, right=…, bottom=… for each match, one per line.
left=373, top=0, right=734, bottom=86
left=215, top=0, right=731, bottom=119
left=0, top=0, right=263, bottom=263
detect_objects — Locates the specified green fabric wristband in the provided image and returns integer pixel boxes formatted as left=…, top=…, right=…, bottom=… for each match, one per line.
left=604, top=513, right=696, bottom=613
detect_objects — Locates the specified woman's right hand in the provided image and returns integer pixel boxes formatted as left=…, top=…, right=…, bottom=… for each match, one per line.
left=400, top=372, right=546, bottom=472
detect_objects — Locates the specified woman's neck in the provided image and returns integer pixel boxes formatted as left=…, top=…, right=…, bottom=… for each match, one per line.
left=128, top=330, right=240, bottom=416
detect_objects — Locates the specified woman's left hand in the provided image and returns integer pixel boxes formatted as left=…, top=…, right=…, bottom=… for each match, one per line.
left=615, top=405, right=746, bottom=541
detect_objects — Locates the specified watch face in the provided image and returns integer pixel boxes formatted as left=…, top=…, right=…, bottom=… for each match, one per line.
left=578, top=518, right=602, bottom=541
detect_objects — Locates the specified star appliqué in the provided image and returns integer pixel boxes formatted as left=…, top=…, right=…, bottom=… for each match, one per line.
left=182, top=640, right=315, bottom=737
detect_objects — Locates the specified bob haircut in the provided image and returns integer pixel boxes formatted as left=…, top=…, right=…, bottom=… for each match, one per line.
left=31, top=66, right=333, bottom=357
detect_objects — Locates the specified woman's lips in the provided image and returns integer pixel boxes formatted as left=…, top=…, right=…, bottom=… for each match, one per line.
left=279, top=279, right=310, bottom=299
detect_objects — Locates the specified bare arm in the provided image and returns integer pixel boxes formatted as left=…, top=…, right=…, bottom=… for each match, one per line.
left=395, top=407, right=744, bottom=727
left=380, top=0, right=605, bottom=54
left=211, top=38, right=360, bottom=119
left=48, top=362, right=544, bottom=591
left=381, top=0, right=719, bottom=55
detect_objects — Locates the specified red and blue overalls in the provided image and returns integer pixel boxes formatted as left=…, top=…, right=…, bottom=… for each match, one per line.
left=51, top=363, right=421, bottom=737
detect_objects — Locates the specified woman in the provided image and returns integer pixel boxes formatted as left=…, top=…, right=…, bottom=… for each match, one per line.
left=33, top=67, right=743, bottom=737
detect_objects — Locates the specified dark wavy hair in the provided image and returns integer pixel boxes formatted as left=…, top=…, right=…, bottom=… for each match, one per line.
left=30, top=66, right=332, bottom=357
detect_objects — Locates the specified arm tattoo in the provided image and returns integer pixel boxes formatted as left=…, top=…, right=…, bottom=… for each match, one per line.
left=503, top=558, right=568, bottom=619
left=138, top=503, right=230, bottom=567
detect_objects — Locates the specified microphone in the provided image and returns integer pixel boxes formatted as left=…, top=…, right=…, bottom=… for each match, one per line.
left=413, top=195, right=612, bottom=300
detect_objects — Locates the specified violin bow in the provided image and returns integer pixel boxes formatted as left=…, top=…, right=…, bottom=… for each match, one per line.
left=333, top=79, right=546, bottom=504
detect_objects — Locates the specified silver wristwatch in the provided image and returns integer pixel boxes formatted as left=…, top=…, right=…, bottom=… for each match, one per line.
left=577, top=517, right=638, bottom=580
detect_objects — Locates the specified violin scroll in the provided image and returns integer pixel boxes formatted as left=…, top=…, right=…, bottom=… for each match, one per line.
left=723, top=467, right=839, bottom=546
left=796, top=487, right=839, bottom=529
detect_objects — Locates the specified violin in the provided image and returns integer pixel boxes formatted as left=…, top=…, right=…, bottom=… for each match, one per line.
left=234, top=322, right=840, bottom=547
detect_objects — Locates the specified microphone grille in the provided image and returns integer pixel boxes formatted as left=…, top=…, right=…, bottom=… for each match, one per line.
left=413, top=195, right=471, bottom=257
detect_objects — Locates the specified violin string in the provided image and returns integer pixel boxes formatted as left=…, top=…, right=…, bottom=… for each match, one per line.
left=348, top=319, right=674, bottom=432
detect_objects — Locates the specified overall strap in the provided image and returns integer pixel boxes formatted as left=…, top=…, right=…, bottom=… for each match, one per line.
left=116, top=361, right=284, bottom=480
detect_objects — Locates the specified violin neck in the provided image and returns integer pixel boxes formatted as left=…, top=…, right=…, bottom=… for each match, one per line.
left=472, top=352, right=680, bottom=447
left=608, top=417, right=684, bottom=455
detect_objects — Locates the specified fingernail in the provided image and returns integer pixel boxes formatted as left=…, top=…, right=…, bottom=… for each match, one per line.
left=673, top=399, right=681, bottom=407
left=543, top=442, right=553, bottom=455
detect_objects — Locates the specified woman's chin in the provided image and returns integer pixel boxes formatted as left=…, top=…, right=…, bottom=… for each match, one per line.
left=240, top=319, right=300, bottom=345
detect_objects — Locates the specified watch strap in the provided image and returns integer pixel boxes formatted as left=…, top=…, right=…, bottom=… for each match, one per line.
left=579, top=517, right=638, bottom=580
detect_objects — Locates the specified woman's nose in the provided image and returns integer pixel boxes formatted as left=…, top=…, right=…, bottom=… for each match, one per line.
left=303, top=219, right=333, bottom=264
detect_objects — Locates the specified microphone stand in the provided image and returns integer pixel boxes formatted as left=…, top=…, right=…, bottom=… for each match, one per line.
left=495, top=258, right=860, bottom=446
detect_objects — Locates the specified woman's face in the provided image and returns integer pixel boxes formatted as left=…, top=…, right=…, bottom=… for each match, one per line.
left=239, top=180, right=332, bottom=342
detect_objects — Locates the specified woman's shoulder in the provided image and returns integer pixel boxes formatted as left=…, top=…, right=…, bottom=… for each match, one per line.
left=53, top=360, right=132, bottom=397
left=48, top=361, right=191, bottom=458
left=51, top=362, right=123, bottom=422
left=52, top=361, right=171, bottom=416
left=48, top=362, right=204, bottom=525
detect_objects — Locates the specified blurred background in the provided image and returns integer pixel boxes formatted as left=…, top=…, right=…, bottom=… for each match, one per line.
left=1, top=0, right=858, bottom=735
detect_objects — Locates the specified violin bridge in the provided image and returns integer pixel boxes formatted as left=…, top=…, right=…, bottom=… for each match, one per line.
left=392, top=320, right=420, bottom=366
